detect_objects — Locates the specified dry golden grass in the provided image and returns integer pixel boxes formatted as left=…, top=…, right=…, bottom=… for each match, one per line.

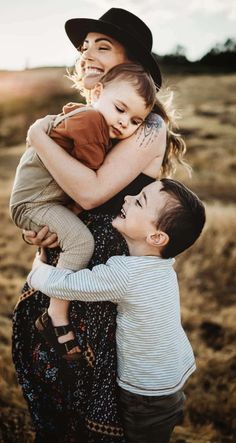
left=0, top=145, right=36, bottom=442
left=0, top=68, right=68, bottom=101
left=0, top=70, right=236, bottom=442
left=0, top=68, right=80, bottom=148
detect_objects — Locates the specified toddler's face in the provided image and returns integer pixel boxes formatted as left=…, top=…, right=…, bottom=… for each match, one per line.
left=93, top=80, right=150, bottom=139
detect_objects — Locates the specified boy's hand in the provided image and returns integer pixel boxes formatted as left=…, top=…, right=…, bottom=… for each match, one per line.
left=32, top=249, right=47, bottom=271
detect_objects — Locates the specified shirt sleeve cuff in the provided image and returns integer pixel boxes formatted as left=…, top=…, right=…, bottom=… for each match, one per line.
left=27, top=263, right=55, bottom=292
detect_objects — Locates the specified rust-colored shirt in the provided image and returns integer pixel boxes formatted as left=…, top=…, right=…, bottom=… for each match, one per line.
left=50, top=102, right=111, bottom=170
left=9, top=103, right=111, bottom=211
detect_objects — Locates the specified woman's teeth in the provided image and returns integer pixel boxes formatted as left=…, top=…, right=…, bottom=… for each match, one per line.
left=85, top=68, right=103, bottom=75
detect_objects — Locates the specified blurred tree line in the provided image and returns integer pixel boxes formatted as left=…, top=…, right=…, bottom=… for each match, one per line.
left=156, top=37, right=236, bottom=73
left=1, top=37, right=235, bottom=148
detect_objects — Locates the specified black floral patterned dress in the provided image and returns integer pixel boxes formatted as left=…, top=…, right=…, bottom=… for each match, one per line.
left=12, top=174, right=155, bottom=443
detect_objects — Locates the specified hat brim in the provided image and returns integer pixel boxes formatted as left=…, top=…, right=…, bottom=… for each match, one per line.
left=65, top=18, right=162, bottom=88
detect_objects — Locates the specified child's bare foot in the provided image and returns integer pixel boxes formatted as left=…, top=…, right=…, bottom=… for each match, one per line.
left=35, top=310, right=81, bottom=360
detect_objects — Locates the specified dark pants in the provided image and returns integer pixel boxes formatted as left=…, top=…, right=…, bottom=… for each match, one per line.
left=119, top=388, right=185, bottom=443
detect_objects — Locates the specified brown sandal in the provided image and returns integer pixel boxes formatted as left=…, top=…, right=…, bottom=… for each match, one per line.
left=35, top=310, right=81, bottom=361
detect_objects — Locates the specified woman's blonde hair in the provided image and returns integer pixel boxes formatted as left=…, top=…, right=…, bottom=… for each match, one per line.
left=67, top=58, right=94, bottom=103
left=68, top=59, right=190, bottom=178
left=153, top=89, right=191, bottom=177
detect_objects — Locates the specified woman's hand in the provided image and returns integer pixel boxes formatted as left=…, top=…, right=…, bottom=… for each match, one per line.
left=26, top=115, right=56, bottom=146
left=22, top=226, right=59, bottom=248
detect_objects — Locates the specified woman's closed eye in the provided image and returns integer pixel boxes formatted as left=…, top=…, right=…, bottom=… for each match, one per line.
left=80, top=45, right=110, bottom=53
left=135, top=199, right=142, bottom=207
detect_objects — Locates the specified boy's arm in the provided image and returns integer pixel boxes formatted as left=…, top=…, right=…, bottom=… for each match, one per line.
left=27, top=255, right=128, bottom=302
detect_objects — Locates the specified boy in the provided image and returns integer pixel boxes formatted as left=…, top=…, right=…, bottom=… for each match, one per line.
left=10, top=62, right=156, bottom=359
left=28, top=178, right=206, bottom=443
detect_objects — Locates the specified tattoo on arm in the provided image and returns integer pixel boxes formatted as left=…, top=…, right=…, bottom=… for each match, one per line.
left=135, top=113, right=163, bottom=149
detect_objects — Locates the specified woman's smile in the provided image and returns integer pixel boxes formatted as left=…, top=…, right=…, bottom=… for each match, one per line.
left=84, top=66, right=104, bottom=76
left=80, top=32, right=129, bottom=89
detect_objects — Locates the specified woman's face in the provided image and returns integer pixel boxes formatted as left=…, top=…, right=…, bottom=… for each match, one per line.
left=79, top=32, right=130, bottom=90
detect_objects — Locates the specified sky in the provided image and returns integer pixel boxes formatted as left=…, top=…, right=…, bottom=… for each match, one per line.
left=1, top=0, right=236, bottom=70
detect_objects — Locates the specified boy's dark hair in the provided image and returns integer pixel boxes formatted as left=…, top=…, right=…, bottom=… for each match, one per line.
left=100, top=62, right=157, bottom=110
left=158, top=178, right=206, bottom=258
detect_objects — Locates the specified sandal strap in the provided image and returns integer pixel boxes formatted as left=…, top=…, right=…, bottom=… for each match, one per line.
left=36, top=310, right=81, bottom=359
left=60, top=339, right=79, bottom=353
left=40, top=310, right=72, bottom=337
left=53, top=324, right=72, bottom=337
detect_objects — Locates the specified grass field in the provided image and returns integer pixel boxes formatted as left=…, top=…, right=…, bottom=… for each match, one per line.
left=0, top=68, right=235, bottom=442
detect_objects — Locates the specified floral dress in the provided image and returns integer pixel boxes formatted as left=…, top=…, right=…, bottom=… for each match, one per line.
left=12, top=174, right=155, bottom=443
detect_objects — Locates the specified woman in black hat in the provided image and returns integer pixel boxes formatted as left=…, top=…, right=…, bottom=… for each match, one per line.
left=12, top=8, right=187, bottom=443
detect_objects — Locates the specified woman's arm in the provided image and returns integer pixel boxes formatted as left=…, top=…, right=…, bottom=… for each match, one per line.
left=28, top=113, right=166, bottom=209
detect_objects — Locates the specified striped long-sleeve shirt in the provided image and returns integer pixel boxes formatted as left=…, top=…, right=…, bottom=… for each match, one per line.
left=28, top=255, right=196, bottom=396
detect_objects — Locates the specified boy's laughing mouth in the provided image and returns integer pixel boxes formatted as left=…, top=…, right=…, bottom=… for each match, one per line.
left=120, top=207, right=126, bottom=219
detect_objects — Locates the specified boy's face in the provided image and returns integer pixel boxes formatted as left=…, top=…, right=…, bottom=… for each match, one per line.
left=93, top=80, right=150, bottom=139
left=112, top=181, right=169, bottom=242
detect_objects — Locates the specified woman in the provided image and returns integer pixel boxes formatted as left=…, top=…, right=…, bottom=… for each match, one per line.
left=12, top=8, right=187, bottom=443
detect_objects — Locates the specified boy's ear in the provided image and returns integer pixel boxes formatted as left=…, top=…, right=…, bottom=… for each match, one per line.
left=146, top=230, right=169, bottom=248
left=91, top=82, right=103, bottom=103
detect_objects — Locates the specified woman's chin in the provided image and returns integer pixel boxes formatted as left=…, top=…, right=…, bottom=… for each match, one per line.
left=83, top=74, right=104, bottom=90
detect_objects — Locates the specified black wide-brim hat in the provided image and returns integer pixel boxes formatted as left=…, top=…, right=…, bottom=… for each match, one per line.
left=65, top=8, right=162, bottom=88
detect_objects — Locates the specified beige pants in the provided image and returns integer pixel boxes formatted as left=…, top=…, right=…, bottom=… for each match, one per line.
left=12, top=202, right=94, bottom=270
